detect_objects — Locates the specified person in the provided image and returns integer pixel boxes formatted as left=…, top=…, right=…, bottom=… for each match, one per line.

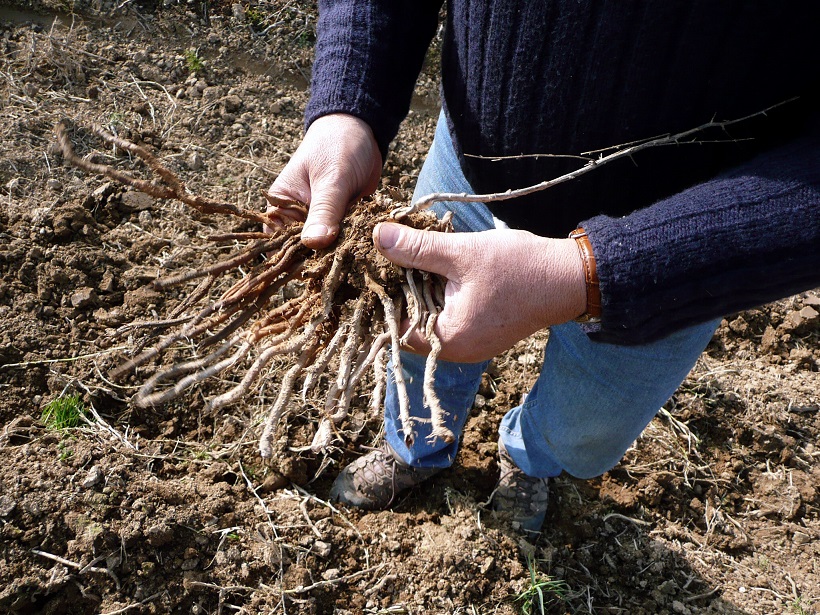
left=266, top=1, right=820, bottom=533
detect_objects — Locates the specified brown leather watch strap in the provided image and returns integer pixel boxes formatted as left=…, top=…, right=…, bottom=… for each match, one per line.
left=569, top=228, right=601, bottom=323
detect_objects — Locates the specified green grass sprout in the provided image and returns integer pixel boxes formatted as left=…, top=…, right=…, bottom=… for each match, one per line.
left=41, top=393, right=87, bottom=430
left=515, top=556, right=568, bottom=615
left=184, top=48, right=204, bottom=74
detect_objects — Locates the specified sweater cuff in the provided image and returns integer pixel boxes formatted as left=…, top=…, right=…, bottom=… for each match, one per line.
left=305, top=0, right=442, bottom=162
left=581, top=128, right=820, bottom=346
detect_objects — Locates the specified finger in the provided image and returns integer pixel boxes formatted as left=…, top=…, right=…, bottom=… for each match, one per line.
left=400, top=310, right=483, bottom=363
left=372, top=222, right=460, bottom=278
left=300, top=190, right=349, bottom=249
left=262, top=217, right=285, bottom=235
left=262, top=192, right=308, bottom=220
left=267, top=162, right=310, bottom=206
left=396, top=315, right=431, bottom=356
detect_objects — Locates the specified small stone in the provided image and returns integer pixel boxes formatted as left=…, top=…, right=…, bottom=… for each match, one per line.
left=98, top=271, right=116, bottom=294
left=120, top=191, right=154, bottom=211
left=312, top=540, right=331, bottom=558
left=782, top=308, right=811, bottom=331
left=672, top=600, right=687, bottom=614
left=760, top=325, right=778, bottom=352
left=187, top=153, right=204, bottom=171
left=181, top=558, right=199, bottom=571
left=202, top=86, right=222, bottom=103
left=516, top=353, right=537, bottom=366
left=223, top=94, right=242, bottom=113
left=71, top=287, right=98, bottom=309
left=82, top=465, right=103, bottom=488
left=480, top=556, right=494, bottom=574
left=386, top=540, right=401, bottom=553
left=798, top=305, right=819, bottom=322
left=257, top=472, right=288, bottom=494
left=91, top=182, right=115, bottom=201
left=231, top=3, right=245, bottom=21
left=146, top=523, right=174, bottom=547
left=46, top=178, right=61, bottom=191
left=0, top=495, right=17, bottom=517
left=728, top=316, right=748, bottom=334
left=138, top=210, right=153, bottom=226
left=321, top=568, right=340, bottom=581
left=793, top=531, right=811, bottom=545
left=789, top=347, right=814, bottom=367
left=473, top=394, right=486, bottom=409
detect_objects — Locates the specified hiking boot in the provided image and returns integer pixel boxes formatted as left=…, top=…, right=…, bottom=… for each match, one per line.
left=329, top=442, right=442, bottom=509
left=493, top=438, right=550, bottom=533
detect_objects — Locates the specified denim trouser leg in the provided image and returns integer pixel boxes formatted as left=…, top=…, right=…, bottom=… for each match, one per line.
left=498, top=318, right=719, bottom=478
left=383, top=111, right=720, bottom=476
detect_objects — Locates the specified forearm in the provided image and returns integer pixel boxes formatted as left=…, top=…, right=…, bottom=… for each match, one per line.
left=305, top=0, right=442, bottom=159
left=583, top=126, right=820, bottom=345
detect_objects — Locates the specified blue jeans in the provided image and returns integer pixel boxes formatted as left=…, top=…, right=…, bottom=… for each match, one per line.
left=383, top=112, right=720, bottom=479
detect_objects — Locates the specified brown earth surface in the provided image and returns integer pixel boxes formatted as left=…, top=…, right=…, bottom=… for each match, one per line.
left=0, top=2, right=818, bottom=614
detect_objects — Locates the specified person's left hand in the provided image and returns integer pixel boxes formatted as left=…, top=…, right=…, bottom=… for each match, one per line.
left=373, top=222, right=588, bottom=363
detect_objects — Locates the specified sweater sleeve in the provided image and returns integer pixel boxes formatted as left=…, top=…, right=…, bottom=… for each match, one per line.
left=305, top=0, right=443, bottom=160
left=581, top=122, right=820, bottom=345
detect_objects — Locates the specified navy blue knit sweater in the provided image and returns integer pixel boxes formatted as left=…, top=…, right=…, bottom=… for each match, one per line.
left=306, top=0, right=820, bottom=344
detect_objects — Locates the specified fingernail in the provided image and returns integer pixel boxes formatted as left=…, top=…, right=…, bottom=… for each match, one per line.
left=302, top=223, right=329, bottom=240
left=377, top=223, right=400, bottom=250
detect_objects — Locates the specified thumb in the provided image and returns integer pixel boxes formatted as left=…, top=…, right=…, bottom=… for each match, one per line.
left=301, top=182, right=350, bottom=249
left=373, top=222, right=459, bottom=277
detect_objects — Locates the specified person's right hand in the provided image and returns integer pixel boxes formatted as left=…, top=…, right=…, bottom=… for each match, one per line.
left=266, top=113, right=383, bottom=249
left=372, top=222, right=587, bottom=363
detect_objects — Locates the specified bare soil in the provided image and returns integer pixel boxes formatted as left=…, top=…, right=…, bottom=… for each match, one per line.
left=1, top=2, right=818, bottom=614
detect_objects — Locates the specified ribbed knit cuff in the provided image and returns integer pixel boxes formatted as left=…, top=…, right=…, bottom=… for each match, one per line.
left=582, top=130, right=820, bottom=345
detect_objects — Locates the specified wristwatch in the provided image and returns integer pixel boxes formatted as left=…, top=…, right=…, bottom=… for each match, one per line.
left=569, top=228, right=602, bottom=324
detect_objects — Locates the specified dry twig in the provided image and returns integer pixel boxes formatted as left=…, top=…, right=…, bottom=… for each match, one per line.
left=398, top=98, right=798, bottom=216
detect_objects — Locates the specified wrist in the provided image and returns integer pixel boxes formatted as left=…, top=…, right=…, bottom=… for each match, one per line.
left=534, top=236, right=587, bottom=326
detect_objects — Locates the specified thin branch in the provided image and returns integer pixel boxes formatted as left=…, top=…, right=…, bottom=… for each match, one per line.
left=0, top=346, right=130, bottom=370
left=400, top=97, right=799, bottom=215
left=281, top=564, right=386, bottom=595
